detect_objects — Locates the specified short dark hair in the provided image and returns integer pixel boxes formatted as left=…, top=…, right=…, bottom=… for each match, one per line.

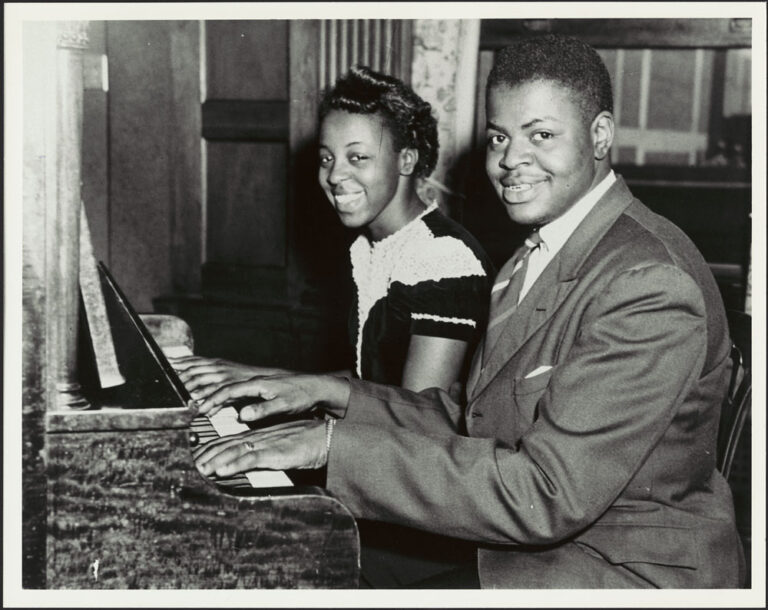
left=319, top=66, right=439, bottom=178
left=487, top=34, right=613, bottom=122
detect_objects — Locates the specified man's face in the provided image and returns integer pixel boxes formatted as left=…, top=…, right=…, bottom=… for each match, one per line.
left=485, top=80, right=603, bottom=226
left=318, top=110, right=402, bottom=232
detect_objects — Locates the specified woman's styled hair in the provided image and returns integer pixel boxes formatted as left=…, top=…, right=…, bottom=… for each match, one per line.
left=319, top=66, right=439, bottom=178
left=488, top=34, right=614, bottom=123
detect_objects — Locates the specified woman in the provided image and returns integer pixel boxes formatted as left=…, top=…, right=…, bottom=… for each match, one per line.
left=174, top=66, right=493, bottom=397
left=179, top=66, right=494, bottom=588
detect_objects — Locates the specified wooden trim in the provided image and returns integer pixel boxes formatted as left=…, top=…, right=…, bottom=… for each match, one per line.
left=46, top=407, right=194, bottom=433
left=706, top=49, right=728, bottom=158
left=399, top=19, right=414, bottom=84
left=169, top=21, right=203, bottom=293
left=288, top=20, right=321, bottom=300
left=615, top=164, right=750, bottom=186
left=480, top=18, right=752, bottom=50
left=201, top=99, right=289, bottom=142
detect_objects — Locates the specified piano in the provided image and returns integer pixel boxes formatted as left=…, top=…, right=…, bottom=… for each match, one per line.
left=21, top=21, right=358, bottom=589
left=40, top=263, right=360, bottom=588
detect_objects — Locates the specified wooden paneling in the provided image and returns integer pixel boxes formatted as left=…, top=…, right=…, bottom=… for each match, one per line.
left=202, top=20, right=292, bottom=297
left=154, top=294, right=350, bottom=372
left=202, top=99, right=288, bottom=141
left=82, top=21, right=201, bottom=305
left=107, top=21, right=175, bottom=312
left=205, top=20, right=288, bottom=100
left=157, top=22, right=353, bottom=372
left=206, top=141, right=287, bottom=267
left=168, top=21, right=203, bottom=294
left=288, top=21, right=350, bottom=300
left=480, top=18, right=752, bottom=50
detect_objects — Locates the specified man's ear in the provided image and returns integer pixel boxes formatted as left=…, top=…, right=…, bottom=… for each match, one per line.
left=399, top=148, right=419, bottom=176
left=591, top=111, right=614, bottom=161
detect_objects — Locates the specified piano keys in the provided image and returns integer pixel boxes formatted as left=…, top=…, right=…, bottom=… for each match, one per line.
left=42, top=263, right=359, bottom=588
left=160, top=344, right=295, bottom=490
left=189, top=407, right=296, bottom=490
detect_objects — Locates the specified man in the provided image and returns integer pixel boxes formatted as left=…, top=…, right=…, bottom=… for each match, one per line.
left=193, top=35, right=744, bottom=588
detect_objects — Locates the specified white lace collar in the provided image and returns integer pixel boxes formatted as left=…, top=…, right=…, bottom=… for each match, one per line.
left=349, top=203, right=437, bottom=376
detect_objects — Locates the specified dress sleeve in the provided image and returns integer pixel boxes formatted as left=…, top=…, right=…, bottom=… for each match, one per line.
left=405, top=275, right=491, bottom=341
left=393, top=238, right=492, bottom=343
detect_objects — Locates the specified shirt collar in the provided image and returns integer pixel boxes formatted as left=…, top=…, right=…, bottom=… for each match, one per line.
left=537, top=170, right=616, bottom=254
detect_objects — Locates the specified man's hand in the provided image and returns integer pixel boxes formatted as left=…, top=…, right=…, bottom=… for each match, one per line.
left=197, top=374, right=350, bottom=419
left=194, top=419, right=328, bottom=476
left=169, top=355, right=290, bottom=401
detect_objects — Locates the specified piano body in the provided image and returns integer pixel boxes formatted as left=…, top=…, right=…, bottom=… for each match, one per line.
left=43, top=265, right=360, bottom=589
left=46, top=407, right=360, bottom=589
left=21, top=21, right=359, bottom=589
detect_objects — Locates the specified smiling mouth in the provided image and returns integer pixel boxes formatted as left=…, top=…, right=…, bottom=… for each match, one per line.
left=500, top=180, right=546, bottom=204
left=504, top=184, right=534, bottom=193
left=334, top=192, right=364, bottom=206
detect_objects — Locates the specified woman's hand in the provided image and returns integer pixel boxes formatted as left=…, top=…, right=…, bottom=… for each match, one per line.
left=194, top=419, right=328, bottom=476
left=169, top=355, right=291, bottom=401
left=197, top=374, right=350, bottom=419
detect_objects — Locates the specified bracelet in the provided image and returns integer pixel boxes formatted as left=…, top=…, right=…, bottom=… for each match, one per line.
left=325, top=416, right=336, bottom=454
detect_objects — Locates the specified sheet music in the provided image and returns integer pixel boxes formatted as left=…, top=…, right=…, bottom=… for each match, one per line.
left=161, top=345, right=293, bottom=488
left=79, top=206, right=125, bottom=388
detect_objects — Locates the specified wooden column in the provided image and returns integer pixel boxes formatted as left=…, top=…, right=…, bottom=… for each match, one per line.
left=22, top=21, right=56, bottom=589
left=287, top=19, right=321, bottom=301
left=54, top=21, right=90, bottom=410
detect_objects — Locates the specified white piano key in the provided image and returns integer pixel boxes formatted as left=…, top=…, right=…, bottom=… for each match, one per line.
left=162, top=344, right=294, bottom=489
left=209, top=407, right=293, bottom=488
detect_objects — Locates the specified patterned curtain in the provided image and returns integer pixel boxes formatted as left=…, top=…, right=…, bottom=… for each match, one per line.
left=410, top=20, right=481, bottom=217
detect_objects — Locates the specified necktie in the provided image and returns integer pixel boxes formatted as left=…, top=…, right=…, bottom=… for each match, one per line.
left=483, top=230, right=543, bottom=361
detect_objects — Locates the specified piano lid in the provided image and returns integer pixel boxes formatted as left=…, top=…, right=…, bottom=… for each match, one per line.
left=77, top=262, right=192, bottom=410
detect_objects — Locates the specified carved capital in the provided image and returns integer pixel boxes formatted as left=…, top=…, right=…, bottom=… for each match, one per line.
left=56, top=382, right=90, bottom=410
left=57, top=21, right=89, bottom=50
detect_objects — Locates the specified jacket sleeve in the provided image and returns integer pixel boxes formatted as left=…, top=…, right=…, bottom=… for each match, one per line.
left=326, top=264, right=709, bottom=544
left=334, top=380, right=464, bottom=435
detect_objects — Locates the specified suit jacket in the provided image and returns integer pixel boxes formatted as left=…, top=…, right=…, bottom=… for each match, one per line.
left=325, top=176, right=743, bottom=588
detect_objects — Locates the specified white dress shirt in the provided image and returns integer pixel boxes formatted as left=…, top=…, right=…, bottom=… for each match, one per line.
left=518, top=170, right=616, bottom=303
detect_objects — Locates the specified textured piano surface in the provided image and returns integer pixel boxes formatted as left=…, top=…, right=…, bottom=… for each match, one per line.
left=46, top=407, right=360, bottom=588
left=41, top=265, right=360, bottom=589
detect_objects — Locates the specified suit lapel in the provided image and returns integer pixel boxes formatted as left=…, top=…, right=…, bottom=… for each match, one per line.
left=466, top=339, right=483, bottom=397
left=467, top=175, right=636, bottom=401
left=470, top=259, right=575, bottom=399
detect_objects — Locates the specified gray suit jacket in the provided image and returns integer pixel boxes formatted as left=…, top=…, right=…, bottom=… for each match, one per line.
left=325, top=177, right=743, bottom=588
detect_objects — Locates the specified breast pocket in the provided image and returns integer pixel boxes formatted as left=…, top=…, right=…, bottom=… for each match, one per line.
left=513, top=368, right=554, bottom=423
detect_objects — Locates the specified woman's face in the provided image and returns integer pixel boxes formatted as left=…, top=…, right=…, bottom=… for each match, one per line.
left=318, top=110, right=403, bottom=234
